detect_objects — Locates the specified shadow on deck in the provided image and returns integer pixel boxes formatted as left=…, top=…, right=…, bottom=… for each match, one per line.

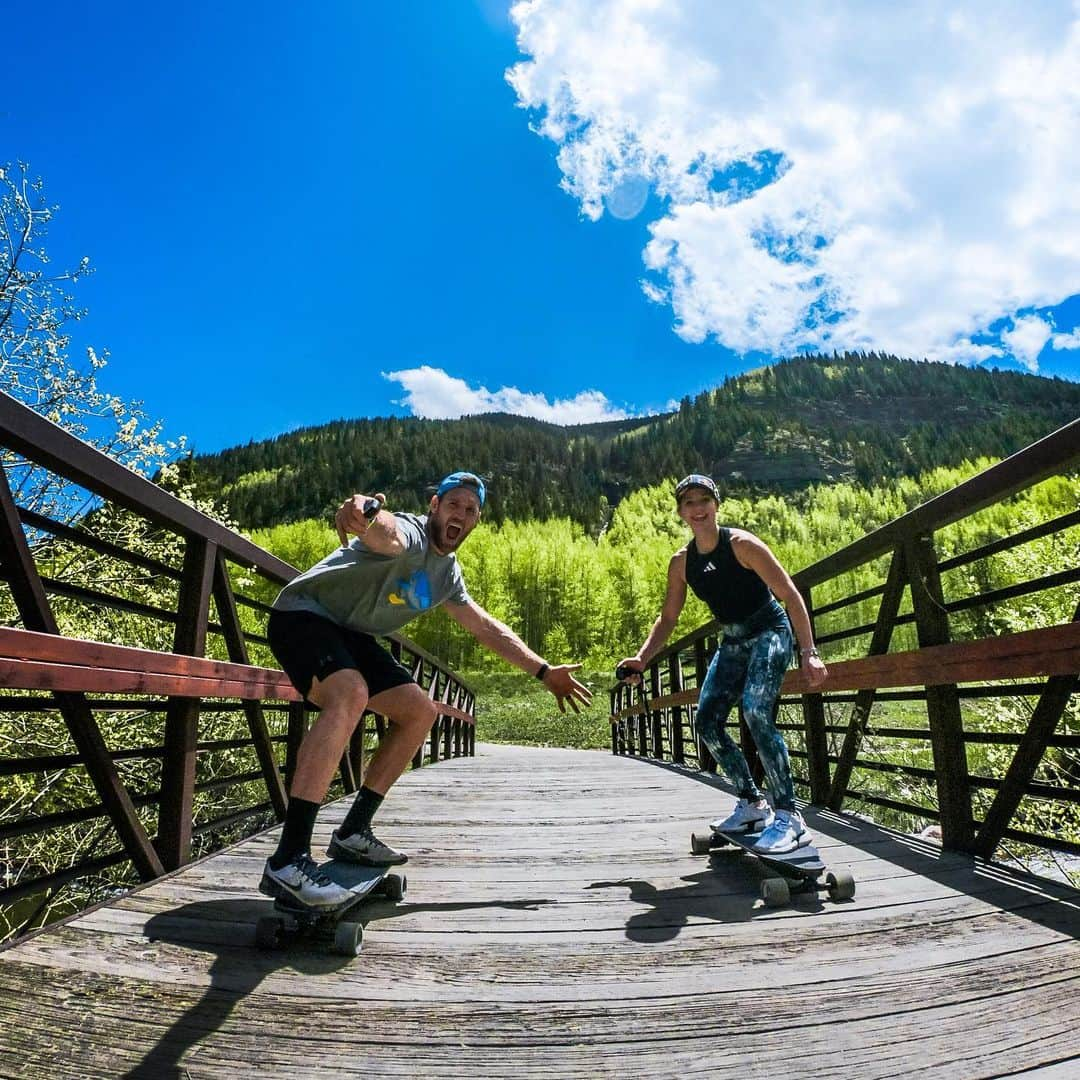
left=2, top=743, right=1079, bottom=1079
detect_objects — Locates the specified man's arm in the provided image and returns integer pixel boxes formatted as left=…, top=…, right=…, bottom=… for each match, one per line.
left=444, top=599, right=593, bottom=713
left=730, top=530, right=828, bottom=688
left=334, top=493, right=406, bottom=556
left=616, top=550, right=688, bottom=681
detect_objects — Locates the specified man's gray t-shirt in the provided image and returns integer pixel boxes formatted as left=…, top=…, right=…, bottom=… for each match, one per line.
left=272, top=512, right=470, bottom=635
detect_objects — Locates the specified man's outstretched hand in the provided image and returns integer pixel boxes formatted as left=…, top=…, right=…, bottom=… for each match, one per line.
left=615, top=658, right=645, bottom=686
left=335, top=493, right=386, bottom=546
left=541, top=663, right=593, bottom=714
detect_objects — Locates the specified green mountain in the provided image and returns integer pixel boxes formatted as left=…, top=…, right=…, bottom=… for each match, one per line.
left=190, top=354, right=1080, bottom=532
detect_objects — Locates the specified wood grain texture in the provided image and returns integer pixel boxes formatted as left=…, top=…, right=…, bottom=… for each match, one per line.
left=2, top=743, right=1079, bottom=1078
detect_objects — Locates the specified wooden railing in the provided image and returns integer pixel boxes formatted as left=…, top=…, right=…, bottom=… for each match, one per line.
left=611, top=419, right=1080, bottom=858
left=0, top=390, right=475, bottom=939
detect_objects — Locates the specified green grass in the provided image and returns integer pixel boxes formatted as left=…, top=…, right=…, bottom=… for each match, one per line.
left=469, top=667, right=614, bottom=749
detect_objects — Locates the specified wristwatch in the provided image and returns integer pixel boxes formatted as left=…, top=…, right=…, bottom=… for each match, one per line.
left=801, top=647, right=821, bottom=659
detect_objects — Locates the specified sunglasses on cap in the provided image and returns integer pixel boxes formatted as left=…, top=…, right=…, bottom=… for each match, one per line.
left=674, top=473, right=720, bottom=502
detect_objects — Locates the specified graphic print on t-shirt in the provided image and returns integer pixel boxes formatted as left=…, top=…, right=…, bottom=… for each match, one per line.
left=388, top=570, right=433, bottom=611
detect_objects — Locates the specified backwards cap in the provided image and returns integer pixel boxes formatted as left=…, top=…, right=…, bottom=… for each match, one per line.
left=436, top=471, right=486, bottom=507
left=674, top=473, right=720, bottom=503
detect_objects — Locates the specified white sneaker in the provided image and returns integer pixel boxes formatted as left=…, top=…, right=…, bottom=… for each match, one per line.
left=751, top=810, right=812, bottom=854
left=327, top=827, right=408, bottom=866
left=259, top=853, right=353, bottom=910
left=710, top=797, right=775, bottom=834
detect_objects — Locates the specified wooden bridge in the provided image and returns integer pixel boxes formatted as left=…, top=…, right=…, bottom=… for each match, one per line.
left=4, top=742, right=1080, bottom=1077
left=0, top=391, right=1078, bottom=1076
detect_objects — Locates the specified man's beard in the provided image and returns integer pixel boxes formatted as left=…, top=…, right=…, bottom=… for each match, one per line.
left=430, top=518, right=463, bottom=553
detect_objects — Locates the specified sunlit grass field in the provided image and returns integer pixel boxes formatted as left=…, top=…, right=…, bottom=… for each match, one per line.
left=469, top=667, right=614, bottom=749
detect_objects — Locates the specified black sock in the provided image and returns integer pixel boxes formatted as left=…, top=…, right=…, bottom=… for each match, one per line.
left=269, top=797, right=320, bottom=869
left=339, top=786, right=384, bottom=838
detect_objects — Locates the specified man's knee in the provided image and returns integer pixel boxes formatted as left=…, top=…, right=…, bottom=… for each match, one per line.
left=309, top=668, right=369, bottom=717
left=395, top=697, right=438, bottom=737
left=376, top=685, right=438, bottom=736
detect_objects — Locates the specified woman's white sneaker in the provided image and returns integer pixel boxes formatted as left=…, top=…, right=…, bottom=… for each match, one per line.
left=710, top=797, right=775, bottom=834
left=751, top=810, right=812, bottom=854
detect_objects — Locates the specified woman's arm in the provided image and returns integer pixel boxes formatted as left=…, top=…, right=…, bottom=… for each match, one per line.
left=616, top=549, right=689, bottom=679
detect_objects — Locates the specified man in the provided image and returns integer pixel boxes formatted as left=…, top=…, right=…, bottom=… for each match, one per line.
left=617, top=473, right=828, bottom=854
left=261, top=471, right=592, bottom=909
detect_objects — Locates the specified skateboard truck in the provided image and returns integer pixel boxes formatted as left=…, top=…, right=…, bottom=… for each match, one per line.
left=690, top=826, right=855, bottom=908
left=256, top=866, right=406, bottom=957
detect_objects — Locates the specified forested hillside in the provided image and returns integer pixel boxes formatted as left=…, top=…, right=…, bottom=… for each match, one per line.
left=191, top=354, right=1080, bottom=532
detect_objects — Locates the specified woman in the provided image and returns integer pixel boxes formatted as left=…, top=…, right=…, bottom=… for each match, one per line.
left=617, top=474, right=828, bottom=853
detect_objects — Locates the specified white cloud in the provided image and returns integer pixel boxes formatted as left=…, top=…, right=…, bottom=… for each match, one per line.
left=1051, top=327, right=1080, bottom=351
left=508, top=0, right=1080, bottom=371
left=383, top=365, right=631, bottom=424
left=1001, top=315, right=1054, bottom=371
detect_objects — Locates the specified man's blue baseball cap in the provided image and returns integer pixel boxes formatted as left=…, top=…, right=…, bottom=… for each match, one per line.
left=436, top=471, right=486, bottom=507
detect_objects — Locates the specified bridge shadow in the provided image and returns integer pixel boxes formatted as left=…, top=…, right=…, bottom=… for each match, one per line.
left=808, top=805, right=1080, bottom=941
left=126, top=893, right=553, bottom=1078
left=616, top=752, right=1080, bottom=941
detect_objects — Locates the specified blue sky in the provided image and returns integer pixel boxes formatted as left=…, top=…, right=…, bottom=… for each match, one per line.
left=6, top=1, right=1079, bottom=455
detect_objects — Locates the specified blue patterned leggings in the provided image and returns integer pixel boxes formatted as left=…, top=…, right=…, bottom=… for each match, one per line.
left=695, top=600, right=796, bottom=811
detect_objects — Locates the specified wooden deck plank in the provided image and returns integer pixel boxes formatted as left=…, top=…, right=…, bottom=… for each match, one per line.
left=2, top=743, right=1079, bottom=1077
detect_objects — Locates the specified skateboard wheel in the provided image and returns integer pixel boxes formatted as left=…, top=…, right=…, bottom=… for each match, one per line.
left=690, top=832, right=713, bottom=856
left=255, top=916, right=285, bottom=951
left=826, top=871, right=855, bottom=901
left=333, top=920, right=364, bottom=956
left=761, top=877, right=790, bottom=907
left=382, top=872, right=406, bottom=901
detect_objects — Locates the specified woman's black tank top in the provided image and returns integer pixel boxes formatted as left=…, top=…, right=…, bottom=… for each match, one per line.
left=684, top=527, right=772, bottom=623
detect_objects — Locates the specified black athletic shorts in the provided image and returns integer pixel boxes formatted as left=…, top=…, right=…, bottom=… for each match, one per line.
left=267, top=609, right=414, bottom=705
